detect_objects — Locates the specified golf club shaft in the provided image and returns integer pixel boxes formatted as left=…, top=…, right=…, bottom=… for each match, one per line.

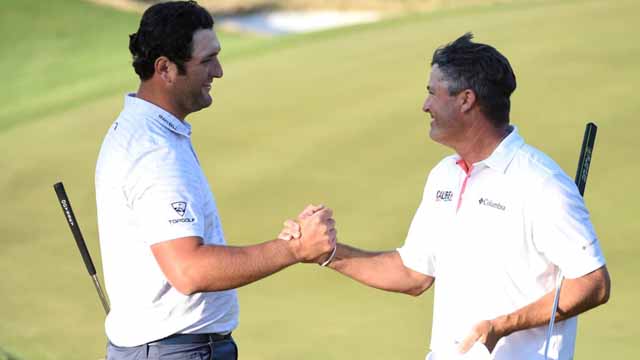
left=91, top=274, right=110, bottom=314
left=543, top=122, right=597, bottom=359
left=53, top=181, right=110, bottom=314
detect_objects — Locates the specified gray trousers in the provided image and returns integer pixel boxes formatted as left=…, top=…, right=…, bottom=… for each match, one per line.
left=106, top=337, right=238, bottom=360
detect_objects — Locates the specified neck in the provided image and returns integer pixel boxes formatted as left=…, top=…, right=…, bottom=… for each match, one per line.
left=453, top=119, right=510, bottom=167
left=136, top=81, right=187, bottom=120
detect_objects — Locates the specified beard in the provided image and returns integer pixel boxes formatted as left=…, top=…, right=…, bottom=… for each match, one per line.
left=175, top=84, right=213, bottom=116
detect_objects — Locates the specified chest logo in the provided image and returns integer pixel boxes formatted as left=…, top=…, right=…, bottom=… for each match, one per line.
left=478, top=197, right=506, bottom=211
left=435, top=190, right=454, bottom=202
left=171, top=201, right=187, bottom=217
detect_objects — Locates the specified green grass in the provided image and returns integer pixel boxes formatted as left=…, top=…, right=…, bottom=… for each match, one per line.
left=0, top=0, right=271, bottom=133
left=1, top=0, right=639, bottom=359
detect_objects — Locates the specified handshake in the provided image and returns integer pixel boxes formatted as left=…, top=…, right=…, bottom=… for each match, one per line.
left=278, top=204, right=337, bottom=266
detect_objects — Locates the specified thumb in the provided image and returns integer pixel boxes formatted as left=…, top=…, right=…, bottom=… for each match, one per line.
left=299, top=204, right=324, bottom=219
left=458, top=333, right=479, bottom=354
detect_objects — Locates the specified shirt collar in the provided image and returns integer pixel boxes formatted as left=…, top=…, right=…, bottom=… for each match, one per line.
left=480, top=125, right=524, bottom=173
left=452, top=125, right=524, bottom=174
left=124, top=93, right=192, bottom=137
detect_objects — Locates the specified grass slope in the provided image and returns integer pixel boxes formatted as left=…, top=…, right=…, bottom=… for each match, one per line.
left=0, top=0, right=270, bottom=133
left=1, top=0, right=639, bottom=359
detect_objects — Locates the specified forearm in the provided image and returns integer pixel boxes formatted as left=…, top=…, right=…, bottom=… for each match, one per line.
left=329, top=243, right=433, bottom=295
left=493, top=266, right=610, bottom=337
left=181, top=239, right=298, bottom=293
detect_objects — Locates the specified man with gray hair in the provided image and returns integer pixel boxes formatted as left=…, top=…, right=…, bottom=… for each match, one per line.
left=283, top=33, right=610, bottom=359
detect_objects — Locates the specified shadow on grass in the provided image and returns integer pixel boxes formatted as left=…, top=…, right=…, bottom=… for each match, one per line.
left=0, top=346, right=21, bottom=360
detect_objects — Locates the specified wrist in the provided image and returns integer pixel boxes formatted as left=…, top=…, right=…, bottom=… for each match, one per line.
left=491, top=314, right=513, bottom=338
left=319, top=244, right=337, bottom=267
left=283, top=238, right=303, bottom=264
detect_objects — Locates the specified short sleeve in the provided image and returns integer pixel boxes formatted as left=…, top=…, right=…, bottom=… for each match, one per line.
left=397, top=176, right=438, bottom=277
left=125, top=145, right=205, bottom=245
left=531, top=172, right=606, bottom=279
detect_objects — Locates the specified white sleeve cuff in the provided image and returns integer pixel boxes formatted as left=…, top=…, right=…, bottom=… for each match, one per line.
left=396, top=247, right=436, bottom=277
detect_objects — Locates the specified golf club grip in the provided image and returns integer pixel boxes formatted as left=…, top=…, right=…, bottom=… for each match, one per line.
left=53, top=182, right=97, bottom=276
left=574, top=123, right=597, bottom=196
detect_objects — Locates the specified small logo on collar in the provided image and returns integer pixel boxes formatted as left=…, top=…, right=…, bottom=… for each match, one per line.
left=158, top=114, right=178, bottom=131
left=478, top=197, right=506, bottom=211
left=435, top=190, right=454, bottom=202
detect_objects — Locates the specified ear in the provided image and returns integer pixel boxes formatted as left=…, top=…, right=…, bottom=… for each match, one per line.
left=458, top=89, right=477, bottom=113
left=154, top=56, right=178, bottom=84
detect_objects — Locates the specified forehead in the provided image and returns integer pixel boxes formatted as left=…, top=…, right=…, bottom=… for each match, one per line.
left=191, top=28, right=220, bottom=58
left=428, top=64, right=446, bottom=85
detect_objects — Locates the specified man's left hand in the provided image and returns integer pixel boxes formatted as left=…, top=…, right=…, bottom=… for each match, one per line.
left=459, top=319, right=503, bottom=354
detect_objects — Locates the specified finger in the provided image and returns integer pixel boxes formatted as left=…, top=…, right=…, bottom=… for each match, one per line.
left=283, top=219, right=301, bottom=239
left=325, top=218, right=336, bottom=229
left=325, top=227, right=337, bottom=241
left=283, top=219, right=301, bottom=232
left=328, top=228, right=337, bottom=244
left=299, top=204, right=324, bottom=219
left=458, top=332, right=479, bottom=354
left=298, top=206, right=313, bottom=219
left=277, top=231, right=293, bottom=241
left=314, top=207, right=333, bottom=221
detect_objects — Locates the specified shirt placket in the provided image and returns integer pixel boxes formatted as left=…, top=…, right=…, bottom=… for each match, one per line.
left=456, top=160, right=474, bottom=213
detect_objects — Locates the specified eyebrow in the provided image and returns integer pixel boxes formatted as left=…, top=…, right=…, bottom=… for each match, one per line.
left=202, top=48, right=221, bottom=60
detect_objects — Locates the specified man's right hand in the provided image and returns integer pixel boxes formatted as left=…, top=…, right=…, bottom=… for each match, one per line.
left=278, top=204, right=321, bottom=241
left=283, top=204, right=337, bottom=263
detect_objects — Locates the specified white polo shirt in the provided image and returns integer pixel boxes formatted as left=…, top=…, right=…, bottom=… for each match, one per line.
left=95, top=94, right=239, bottom=347
left=398, top=126, right=605, bottom=360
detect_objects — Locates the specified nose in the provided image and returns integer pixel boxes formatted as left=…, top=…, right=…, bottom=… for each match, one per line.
left=422, top=95, right=431, bottom=113
left=211, top=57, right=223, bottom=79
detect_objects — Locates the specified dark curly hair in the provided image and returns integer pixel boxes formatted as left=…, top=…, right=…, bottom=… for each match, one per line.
left=129, top=1, right=214, bottom=80
left=431, top=33, right=516, bottom=127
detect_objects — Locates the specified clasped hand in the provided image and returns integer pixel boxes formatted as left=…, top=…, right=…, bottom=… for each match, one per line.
left=278, top=204, right=337, bottom=264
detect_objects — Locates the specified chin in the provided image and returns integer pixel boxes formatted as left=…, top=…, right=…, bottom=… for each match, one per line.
left=429, top=128, right=448, bottom=146
left=197, top=95, right=213, bottom=111
left=428, top=127, right=439, bottom=141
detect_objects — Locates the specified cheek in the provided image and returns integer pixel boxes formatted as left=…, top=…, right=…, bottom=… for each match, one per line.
left=197, top=66, right=210, bottom=80
left=430, top=100, right=442, bottom=114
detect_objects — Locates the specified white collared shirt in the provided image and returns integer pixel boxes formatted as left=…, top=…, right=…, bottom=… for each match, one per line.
left=398, top=126, right=605, bottom=360
left=95, top=94, right=239, bottom=347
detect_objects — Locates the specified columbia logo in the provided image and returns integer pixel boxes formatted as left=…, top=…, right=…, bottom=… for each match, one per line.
left=478, top=198, right=506, bottom=211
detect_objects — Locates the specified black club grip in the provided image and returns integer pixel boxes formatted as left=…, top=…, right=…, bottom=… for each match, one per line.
left=53, top=182, right=97, bottom=276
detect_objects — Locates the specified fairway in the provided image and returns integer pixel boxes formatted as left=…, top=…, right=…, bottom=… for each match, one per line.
left=1, top=0, right=639, bottom=359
